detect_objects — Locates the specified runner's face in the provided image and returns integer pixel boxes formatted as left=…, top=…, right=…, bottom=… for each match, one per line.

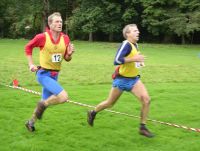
left=50, top=16, right=62, bottom=32
left=126, top=26, right=140, bottom=43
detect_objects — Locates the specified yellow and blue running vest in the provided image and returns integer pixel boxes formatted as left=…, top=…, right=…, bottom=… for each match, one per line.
left=119, top=41, right=139, bottom=77
left=40, top=32, right=66, bottom=70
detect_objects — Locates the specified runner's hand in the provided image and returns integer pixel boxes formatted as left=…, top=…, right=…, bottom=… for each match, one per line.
left=67, top=43, right=75, bottom=56
left=29, top=64, right=38, bottom=72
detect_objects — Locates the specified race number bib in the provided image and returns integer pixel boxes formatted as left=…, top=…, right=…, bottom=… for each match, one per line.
left=135, top=62, right=145, bottom=68
left=52, top=53, right=62, bottom=62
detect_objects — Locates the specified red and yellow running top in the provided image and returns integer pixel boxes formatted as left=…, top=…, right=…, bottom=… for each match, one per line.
left=25, top=29, right=70, bottom=70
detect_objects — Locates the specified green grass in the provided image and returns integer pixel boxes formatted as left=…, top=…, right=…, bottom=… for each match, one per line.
left=0, top=39, right=200, bottom=151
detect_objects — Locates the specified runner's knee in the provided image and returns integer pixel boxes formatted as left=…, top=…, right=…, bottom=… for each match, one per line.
left=141, top=95, right=151, bottom=106
left=57, top=91, right=69, bottom=103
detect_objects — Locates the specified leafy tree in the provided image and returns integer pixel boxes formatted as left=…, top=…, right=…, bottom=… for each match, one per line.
left=141, top=0, right=200, bottom=44
left=1, top=0, right=200, bottom=43
left=122, top=0, right=142, bottom=24
left=0, top=0, right=44, bottom=38
left=0, top=0, right=11, bottom=37
left=69, top=0, right=104, bottom=41
left=165, top=0, right=200, bottom=44
left=141, top=0, right=172, bottom=37
left=98, top=0, right=122, bottom=41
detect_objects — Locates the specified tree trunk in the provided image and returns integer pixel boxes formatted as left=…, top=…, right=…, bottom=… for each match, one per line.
left=109, top=33, right=114, bottom=42
left=65, top=0, right=72, bottom=34
left=42, top=0, right=49, bottom=32
left=190, top=33, right=194, bottom=44
left=0, top=22, right=4, bottom=37
left=70, top=31, right=75, bottom=40
left=163, top=34, right=172, bottom=43
left=89, top=32, right=93, bottom=41
left=0, top=30, right=3, bottom=38
left=181, top=35, right=185, bottom=44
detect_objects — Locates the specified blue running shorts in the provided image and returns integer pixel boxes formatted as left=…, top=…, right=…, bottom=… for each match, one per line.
left=112, top=76, right=140, bottom=91
left=36, top=69, right=64, bottom=100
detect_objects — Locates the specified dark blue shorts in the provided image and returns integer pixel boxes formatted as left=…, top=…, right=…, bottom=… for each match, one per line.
left=112, top=76, right=140, bottom=91
left=36, top=69, right=63, bottom=100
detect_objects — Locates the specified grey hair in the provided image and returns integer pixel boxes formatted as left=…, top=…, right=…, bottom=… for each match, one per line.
left=122, top=24, right=137, bottom=39
left=48, top=12, right=61, bottom=26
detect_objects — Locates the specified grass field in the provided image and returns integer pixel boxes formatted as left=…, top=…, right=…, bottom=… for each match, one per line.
left=0, top=39, right=200, bottom=151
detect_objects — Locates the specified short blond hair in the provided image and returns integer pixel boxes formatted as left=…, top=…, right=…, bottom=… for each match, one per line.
left=122, top=24, right=137, bottom=39
left=48, top=12, right=61, bottom=26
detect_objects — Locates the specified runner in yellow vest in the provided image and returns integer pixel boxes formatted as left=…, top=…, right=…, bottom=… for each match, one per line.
left=24, top=12, right=75, bottom=132
left=87, top=24, right=154, bottom=138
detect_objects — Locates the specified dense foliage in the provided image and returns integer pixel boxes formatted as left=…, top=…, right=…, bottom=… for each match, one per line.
left=0, top=0, right=200, bottom=43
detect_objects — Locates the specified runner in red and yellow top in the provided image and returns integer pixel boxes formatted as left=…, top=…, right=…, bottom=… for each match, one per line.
left=39, top=31, right=66, bottom=70
left=24, top=12, right=75, bottom=132
left=87, top=24, right=154, bottom=138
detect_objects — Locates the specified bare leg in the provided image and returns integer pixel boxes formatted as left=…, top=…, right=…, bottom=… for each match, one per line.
left=131, top=80, right=150, bottom=124
left=131, top=80, right=154, bottom=137
left=87, top=87, right=122, bottom=126
left=95, top=87, right=123, bottom=112
left=26, top=90, right=69, bottom=131
left=43, top=90, right=69, bottom=106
